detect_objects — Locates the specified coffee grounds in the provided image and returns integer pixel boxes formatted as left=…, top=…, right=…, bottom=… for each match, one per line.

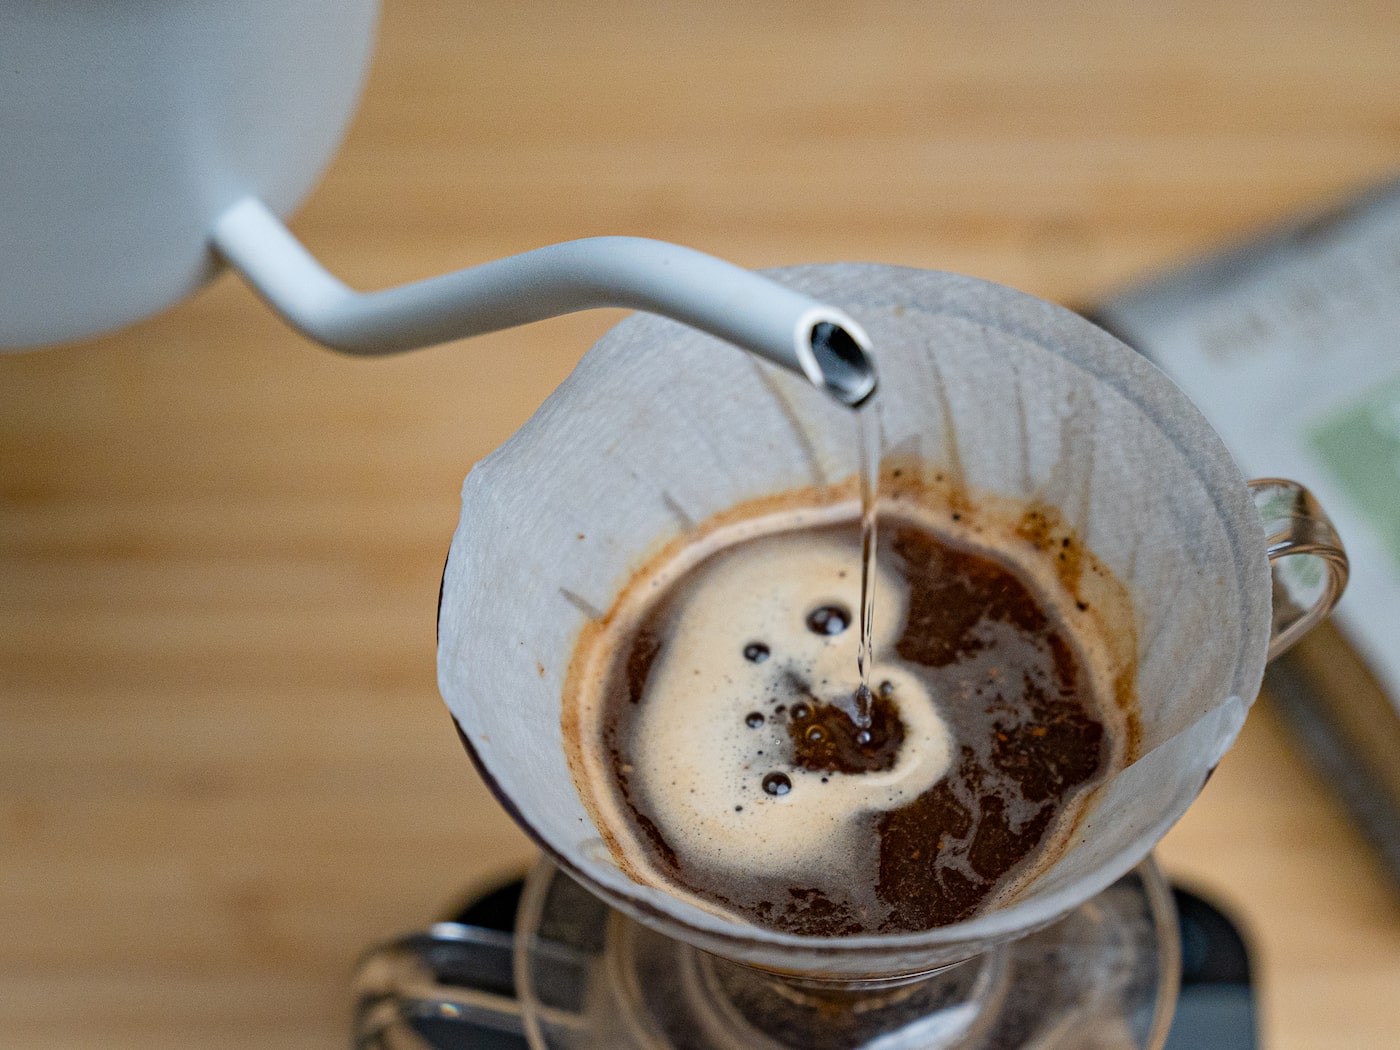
left=599, top=515, right=1113, bottom=935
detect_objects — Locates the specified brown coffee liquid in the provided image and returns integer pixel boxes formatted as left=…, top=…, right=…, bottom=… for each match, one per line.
left=589, top=513, right=1118, bottom=936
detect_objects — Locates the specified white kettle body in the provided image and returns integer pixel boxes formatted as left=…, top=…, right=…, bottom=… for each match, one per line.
left=0, top=0, right=378, bottom=348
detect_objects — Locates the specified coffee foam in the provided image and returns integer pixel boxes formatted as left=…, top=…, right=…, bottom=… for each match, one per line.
left=630, top=531, right=953, bottom=877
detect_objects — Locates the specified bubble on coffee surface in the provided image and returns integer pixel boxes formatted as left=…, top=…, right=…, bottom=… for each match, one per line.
left=762, top=772, right=792, bottom=796
left=806, top=604, right=850, bottom=636
left=627, top=532, right=953, bottom=878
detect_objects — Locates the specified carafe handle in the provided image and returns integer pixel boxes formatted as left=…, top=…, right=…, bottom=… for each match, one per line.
left=1248, top=479, right=1349, bottom=661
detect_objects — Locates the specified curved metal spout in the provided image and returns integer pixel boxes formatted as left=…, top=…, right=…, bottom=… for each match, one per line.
left=211, top=198, right=876, bottom=406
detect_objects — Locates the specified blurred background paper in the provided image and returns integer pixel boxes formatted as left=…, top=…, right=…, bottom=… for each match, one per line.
left=1098, top=182, right=1400, bottom=706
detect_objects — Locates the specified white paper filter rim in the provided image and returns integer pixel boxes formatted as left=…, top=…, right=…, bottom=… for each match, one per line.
left=437, top=264, right=1270, bottom=954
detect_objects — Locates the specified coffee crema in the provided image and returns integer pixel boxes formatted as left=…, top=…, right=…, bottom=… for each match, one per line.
left=563, top=482, right=1138, bottom=937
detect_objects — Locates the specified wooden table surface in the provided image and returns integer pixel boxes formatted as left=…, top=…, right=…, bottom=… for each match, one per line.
left=3, top=2, right=1399, bottom=1047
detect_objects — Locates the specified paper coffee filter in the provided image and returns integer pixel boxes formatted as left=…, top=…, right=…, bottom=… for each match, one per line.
left=437, top=264, right=1271, bottom=958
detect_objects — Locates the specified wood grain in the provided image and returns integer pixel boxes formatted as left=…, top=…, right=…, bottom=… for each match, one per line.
left=3, top=2, right=1399, bottom=1047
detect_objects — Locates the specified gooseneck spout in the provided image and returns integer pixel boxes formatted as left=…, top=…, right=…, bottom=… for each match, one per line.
left=211, top=198, right=876, bottom=407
